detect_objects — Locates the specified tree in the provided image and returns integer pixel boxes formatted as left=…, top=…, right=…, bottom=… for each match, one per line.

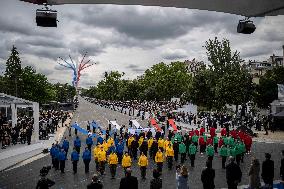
left=4, top=46, right=22, bottom=97
left=190, top=37, right=254, bottom=110
left=189, top=68, right=215, bottom=109
left=255, top=66, right=284, bottom=108
left=21, top=66, right=55, bottom=104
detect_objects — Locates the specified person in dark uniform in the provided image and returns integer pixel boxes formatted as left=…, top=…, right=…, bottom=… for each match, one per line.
left=173, top=140, right=179, bottom=162
left=261, top=153, right=274, bottom=188
left=201, top=161, right=215, bottom=189
left=226, top=156, right=242, bottom=189
left=131, top=138, right=139, bottom=160
left=119, top=168, right=138, bottom=189
left=151, top=139, right=158, bottom=161
left=26, top=125, right=33, bottom=145
left=87, top=174, right=103, bottom=189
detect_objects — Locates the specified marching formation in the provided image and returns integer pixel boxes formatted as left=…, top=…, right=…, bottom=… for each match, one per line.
left=49, top=121, right=254, bottom=188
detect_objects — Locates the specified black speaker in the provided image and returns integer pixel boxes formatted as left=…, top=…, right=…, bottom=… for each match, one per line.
left=237, top=20, right=256, bottom=34
left=36, top=10, right=57, bottom=27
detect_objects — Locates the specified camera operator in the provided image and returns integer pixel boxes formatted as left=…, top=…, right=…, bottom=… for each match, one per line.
left=176, top=165, right=189, bottom=189
left=36, top=166, right=55, bottom=189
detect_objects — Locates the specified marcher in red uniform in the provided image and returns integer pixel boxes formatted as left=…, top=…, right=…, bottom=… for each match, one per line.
left=200, top=127, right=205, bottom=136
left=244, top=135, right=252, bottom=154
left=189, top=129, right=194, bottom=137
left=199, top=136, right=206, bottom=154
left=194, top=129, right=200, bottom=136
left=218, top=137, right=224, bottom=148
left=230, top=129, right=237, bottom=139
left=221, top=128, right=227, bottom=137
left=206, top=137, right=213, bottom=146
left=238, top=131, right=245, bottom=142
left=210, top=127, right=216, bottom=138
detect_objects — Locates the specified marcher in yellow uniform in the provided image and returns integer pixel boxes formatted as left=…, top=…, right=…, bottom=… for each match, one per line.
left=165, top=144, right=174, bottom=170
left=108, top=151, right=118, bottom=179
left=148, top=137, right=153, bottom=150
left=127, top=136, right=134, bottom=157
left=138, top=136, right=144, bottom=147
left=158, top=138, right=164, bottom=151
left=155, top=149, right=164, bottom=173
left=93, top=144, right=100, bottom=172
left=107, top=137, right=114, bottom=147
left=102, top=140, right=109, bottom=152
left=138, top=152, right=148, bottom=179
left=164, top=138, right=170, bottom=150
left=122, top=152, right=132, bottom=171
left=97, top=146, right=106, bottom=175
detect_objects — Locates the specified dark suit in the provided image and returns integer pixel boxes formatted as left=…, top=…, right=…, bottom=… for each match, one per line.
left=262, top=159, right=274, bottom=186
left=119, top=175, right=138, bottom=189
left=201, top=167, right=215, bottom=189
left=226, top=162, right=242, bottom=189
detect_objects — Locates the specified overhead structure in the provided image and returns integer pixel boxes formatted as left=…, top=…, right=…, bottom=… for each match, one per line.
left=21, top=0, right=284, bottom=17
left=0, top=93, right=39, bottom=142
left=21, top=0, right=284, bottom=33
left=57, top=53, right=94, bottom=89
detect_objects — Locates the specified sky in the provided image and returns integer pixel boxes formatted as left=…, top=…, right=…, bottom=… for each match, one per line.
left=0, top=0, right=283, bottom=88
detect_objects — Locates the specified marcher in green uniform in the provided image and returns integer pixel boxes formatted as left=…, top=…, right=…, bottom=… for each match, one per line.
left=179, top=141, right=187, bottom=164
left=175, top=133, right=182, bottom=143
left=213, top=135, right=219, bottom=153
left=192, top=134, right=199, bottom=148
left=219, top=145, right=228, bottom=169
left=235, top=141, right=242, bottom=166
left=188, top=143, right=197, bottom=167
left=228, top=136, right=235, bottom=147
left=223, top=136, right=229, bottom=146
left=206, top=144, right=214, bottom=162
left=229, top=146, right=236, bottom=158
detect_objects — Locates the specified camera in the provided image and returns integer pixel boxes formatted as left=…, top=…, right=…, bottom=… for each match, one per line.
left=40, top=166, right=51, bottom=176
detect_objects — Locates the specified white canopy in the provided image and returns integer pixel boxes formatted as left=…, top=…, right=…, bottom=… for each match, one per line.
left=0, top=93, right=39, bottom=142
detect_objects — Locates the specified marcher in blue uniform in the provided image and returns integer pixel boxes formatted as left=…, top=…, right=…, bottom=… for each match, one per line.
left=86, top=135, right=93, bottom=151
left=62, top=137, right=69, bottom=154
left=82, top=147, right=92, bottom=173
left=74, top=136, right=81, bottom=154
left=58, top=148, right=67, bottom=173
left=50, top=143, right=56, bottom=168
left=53, top=145, right=60, bottom=170
left=71, top=147, right=79, bottom=174
left=97, top=135, right=104, bottom=145
left=116, top=139, right=125, bottom=164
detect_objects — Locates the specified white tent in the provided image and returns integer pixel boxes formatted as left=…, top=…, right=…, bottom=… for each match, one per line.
left=0, top=93, right=39, bottom=142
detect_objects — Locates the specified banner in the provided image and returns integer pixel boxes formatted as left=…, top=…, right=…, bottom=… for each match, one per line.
left=278, top=84, right=284, bottom=99
left=110, top=121, right=121, bottom=130
left=150, top=118, right=162, bottom=131
left=72, top=123, right=96, bottom=138
left=168, top=119, right=178, bottom=131
left=131, top=120, right=142, bottom=129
